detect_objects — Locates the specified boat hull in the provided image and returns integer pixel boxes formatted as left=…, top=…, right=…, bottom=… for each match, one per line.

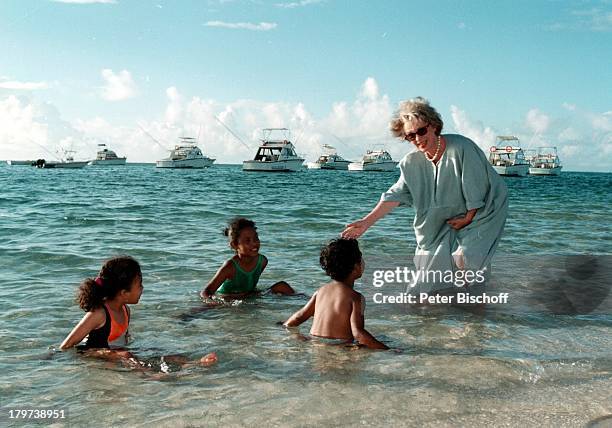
left=306, top=162, right=322, bottom=169
left=529, top=166, right=562, bottom=176
left=42, top=161, right=88, bottom=169
left=243, top=159, right=304, bottom=172
left=348, top=161, right=398, bottom=171
left=156, top=158, right=215, bottom=168
left=492, top=164, right=529, bottom=177
left=7, top=160, right=34, bottom=166
left=89, top=158, right=127, bottom=166
left=307, top=161, right=350, bottom=170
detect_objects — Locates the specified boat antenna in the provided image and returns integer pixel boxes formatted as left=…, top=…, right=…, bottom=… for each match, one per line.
left=214, top=115, right=251, bottom=150
left=137, top=124, right=169, bottom=150
left=522, top=130, right=543, bottom=152
left=27, top=138, right=61, bottom=161
left=293, top=128, right=305, bottom=146
left=196, top=125, right=202, bottom=146
left=331, top=133, right=362, bottom=158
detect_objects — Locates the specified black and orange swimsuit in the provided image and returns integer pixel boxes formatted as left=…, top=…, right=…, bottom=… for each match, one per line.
left=84, top=304, right=130, bottom=349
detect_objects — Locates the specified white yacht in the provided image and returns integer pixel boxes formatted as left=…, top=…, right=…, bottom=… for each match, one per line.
left=488, top=136, right=530, bottom=177
left=528, top=146, right=563, bottom=176
left=307, top=144, right=351, bottom=170
left=156, top=137, right=215, bottom=169
left=89, top=144, right=126, bottom=165
left=35, top=149, right=88, bottom=169
left=348, top=149, right=398, bottom=171
left=242, top=128, right=304, bottom=172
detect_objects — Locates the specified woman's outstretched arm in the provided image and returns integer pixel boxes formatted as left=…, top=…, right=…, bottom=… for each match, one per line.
left=341, top=200, right=400, bottom=239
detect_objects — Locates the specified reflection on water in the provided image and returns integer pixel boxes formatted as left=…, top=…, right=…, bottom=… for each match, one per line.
left=1, top=165, right=611, bottom=425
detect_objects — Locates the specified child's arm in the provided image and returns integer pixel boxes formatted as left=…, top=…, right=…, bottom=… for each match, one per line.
left=200, top=261, right=233, bottom=299
left=350, top=294, right=388, bottom=350
left=283, top=292, right=317, bottom=327
left=60, top=309, right=106, bottom=350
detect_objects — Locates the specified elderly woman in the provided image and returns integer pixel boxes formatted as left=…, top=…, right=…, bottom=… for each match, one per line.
left=342, top=97, right=508, bottom=292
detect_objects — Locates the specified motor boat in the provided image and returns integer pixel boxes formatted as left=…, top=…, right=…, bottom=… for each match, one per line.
left=242, top=128, right=304, bottom=172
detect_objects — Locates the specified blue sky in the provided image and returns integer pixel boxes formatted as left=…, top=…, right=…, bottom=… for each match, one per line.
left=1, top=0, right=611, bottom=171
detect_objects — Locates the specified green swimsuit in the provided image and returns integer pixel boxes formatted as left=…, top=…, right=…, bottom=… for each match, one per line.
left=217, top=254, right=264, bottom=294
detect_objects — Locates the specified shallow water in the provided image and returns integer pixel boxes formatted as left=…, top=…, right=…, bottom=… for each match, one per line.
left=1, top=164, right=611, bottom=426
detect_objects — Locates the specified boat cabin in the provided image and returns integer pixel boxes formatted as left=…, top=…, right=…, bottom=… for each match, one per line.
left=489, top=146, right=527, bottom=167
left=253, top=142, right=298, bottom=162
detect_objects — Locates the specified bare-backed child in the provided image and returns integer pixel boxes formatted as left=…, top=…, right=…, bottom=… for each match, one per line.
left=283, top=238, right=388, bottom=350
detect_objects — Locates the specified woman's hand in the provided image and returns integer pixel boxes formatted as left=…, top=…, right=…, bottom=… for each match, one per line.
left=340, top=201, right=399, bottom=239
left=341, top=219, right=372, bottom=239
left=447, top=209, right=477, bottom=230
left=446, top=216, right=471, bottom=230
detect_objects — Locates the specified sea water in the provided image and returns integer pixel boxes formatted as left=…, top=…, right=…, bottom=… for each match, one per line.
left=1, top=163, right=610, bottom=426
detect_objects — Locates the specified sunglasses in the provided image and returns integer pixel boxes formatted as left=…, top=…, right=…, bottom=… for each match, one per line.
left=404, top=126, right=429, bottom=142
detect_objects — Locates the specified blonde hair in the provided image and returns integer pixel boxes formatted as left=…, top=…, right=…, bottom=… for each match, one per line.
left=389, top=97, right=444, bottom=139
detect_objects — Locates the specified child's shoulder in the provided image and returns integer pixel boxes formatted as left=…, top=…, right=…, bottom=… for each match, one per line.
left=318, top=282, right=361, bottom=298
left=223, top=257, right=238, bottom=267
left=86, top=306, right=108, bottom=327
left=90, top=306, right=107, bottom=316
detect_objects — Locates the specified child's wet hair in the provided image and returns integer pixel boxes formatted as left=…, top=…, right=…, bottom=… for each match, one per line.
left=320, top=238, right=362, bottom=281
left=224, top=217, right=257, bottom=248
left=77, top=256, right=142, bottom=312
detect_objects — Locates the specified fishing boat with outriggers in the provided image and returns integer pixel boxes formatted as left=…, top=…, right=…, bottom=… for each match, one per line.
left=488, top=136, right=530, bottom=177
left=34, top=149, right=88, bottom=169
left=528, top=146, right=563, bottom=176
left=156, top=137, right=215, bottom=169
left=242, top=128, right=304, bottom=172
left=89, top=144, right=126, bottom=165
left=307, top=144, right=351, bottom=170
left=348, top=149, right=398, bottom=172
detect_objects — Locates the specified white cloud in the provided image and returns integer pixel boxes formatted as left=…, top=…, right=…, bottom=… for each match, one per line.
left=0, top=77, right=399, bottom=164
left=5, top=82, right=610, bottom=171
left=360, top=77, right=379, bottom=101
left=204, top=21, right=277, bottom=31
left=275, top=0, right=323, bottom=9
left=545, top=6, right=612, bottom=32
left=0, top=80, right=49, bottom=90
left=590, top=111, right=612, bottom=132
left=571, top=8, right=612, bottom=32
left=51, top=0, right=117, bottom=4
left=457, top=22, right=467, bottom=30
left=164, top=86, right=183, bottom=124
left=450, top=103, right=612, bottom=171
left=100, top=69, right=137, bottom=101
left=0, top=95, right=86, bottom=161
left=558, top=127, right=581, bottom=142
left=449, top=105, right=497, bottom=150
left=525, top=108, right=551, bottom=134
left=562, top=102, right=577, bottom=111
left=560, top=145, right=580, bottom=158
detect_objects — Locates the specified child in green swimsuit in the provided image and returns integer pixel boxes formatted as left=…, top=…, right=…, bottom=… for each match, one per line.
left=200, top=217, right=295, bottom=299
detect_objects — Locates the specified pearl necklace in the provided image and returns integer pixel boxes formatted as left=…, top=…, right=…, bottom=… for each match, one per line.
left=426, top=135, right=442, bottom=162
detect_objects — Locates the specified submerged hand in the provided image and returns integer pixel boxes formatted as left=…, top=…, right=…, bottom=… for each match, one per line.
left=341, top=219, right=371, bottom=239
left=446, top=215, right=472, bottom=230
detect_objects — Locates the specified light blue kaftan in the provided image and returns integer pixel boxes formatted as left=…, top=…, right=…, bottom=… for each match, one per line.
left=381, top=134, right=508, bottom=292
